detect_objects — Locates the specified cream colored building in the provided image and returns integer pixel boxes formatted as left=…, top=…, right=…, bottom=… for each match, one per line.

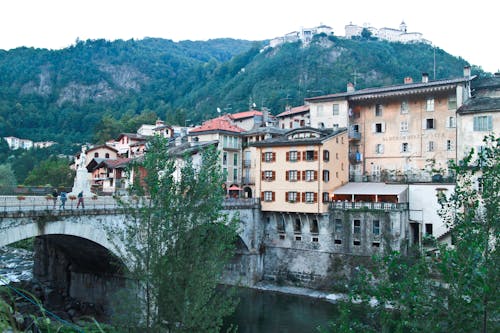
left=306, top=69, right=475, bottom=181
left=252, top=127, right=349, bottom=214
left=276, top=105, right=310, bottom=129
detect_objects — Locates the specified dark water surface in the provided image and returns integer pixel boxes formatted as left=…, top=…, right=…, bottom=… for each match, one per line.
left=224, top=287, right=338, bottom=333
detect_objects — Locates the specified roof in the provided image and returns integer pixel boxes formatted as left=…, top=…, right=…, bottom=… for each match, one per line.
left=189, top=116, right=245, bottom=134
left=243, top=126, right=286, bottom=136
left=457, top=97, right=500, bottom=114
left=86, top=144, right=118, bottom=153
left=95, top=158, right=132, bottom=169
left=276, top=105, right=310, bottom=118
left=116, top=133, right=147, bottom=141
left=333, top=182, right=408, bottom=196
left=229, top=110, right=263, bottom=120
left=250, top=127, right=347, bottom=147
left=168, top=140, right=219, bottom=157
left=305, top=76, right=476, bottom=102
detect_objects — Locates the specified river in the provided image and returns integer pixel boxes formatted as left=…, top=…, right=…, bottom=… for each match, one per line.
left=1, top=246, right=339, bottom=332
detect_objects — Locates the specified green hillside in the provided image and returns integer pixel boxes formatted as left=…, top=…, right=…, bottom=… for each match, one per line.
left=0, top=34, right=484, bottom=145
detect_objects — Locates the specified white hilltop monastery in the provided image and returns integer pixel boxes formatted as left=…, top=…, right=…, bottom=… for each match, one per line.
left=345, top=21, right=430, bottom=44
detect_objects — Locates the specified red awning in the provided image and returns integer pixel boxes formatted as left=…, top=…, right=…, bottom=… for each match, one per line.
left=228, top=185, right=241, bottom=191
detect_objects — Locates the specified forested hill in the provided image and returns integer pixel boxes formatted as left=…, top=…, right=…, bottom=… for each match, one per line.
left=0, top=35, right=482, bottom=145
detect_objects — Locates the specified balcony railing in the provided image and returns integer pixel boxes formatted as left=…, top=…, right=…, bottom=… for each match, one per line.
left=348, top=131, right=361, bottom=140
left=242, top=177, right=255, bottom=185
left=243, top=159, right=252, bottom=168
left=349, top=153, right=362, bottom=164
left=330, top=201, right=409, bottom=211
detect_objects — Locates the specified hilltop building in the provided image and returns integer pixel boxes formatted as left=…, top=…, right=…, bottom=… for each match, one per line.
left=345, top=21, right=430, bottom=44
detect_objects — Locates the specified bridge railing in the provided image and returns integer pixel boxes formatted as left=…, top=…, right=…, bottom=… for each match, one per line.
left=0, top=195, right=119, bottom=213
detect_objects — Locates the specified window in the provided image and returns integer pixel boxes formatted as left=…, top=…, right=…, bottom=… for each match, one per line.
left=428, top=141, right=435, bottom=152
left=286, top=170, right=299, bottom=181
left=322, top=192, right=330, bottom=203
left=332, top=104, right=339, bottom=115
left=477, top=177, right=484, bottom=193
left=473, top=115, right=493, bottom=131
left=425, top=118, right=435, bottom=129
left=336, top=152, right=339, bottom=160
left=287, top=150, right=299, bottom=162
left=287, top=191, right=299, bottom=202
left=335, top=219, right=343, bottom=233
left=323, top=170, right=330, bottom=182
left=304, top=170, right=317, bottom=181
left=426, top=98, right=435, bottom=111
left=373, top=220, right=380, bottom=235
left=448, top=94, right=457, bottom=110
left=446, top=116, right=456, bottom=128
left=262, top=170, right=275, bottom=181
left=105, top=153, right=110, bottom=158
left=310, top=219, right=319, bottom=234
left=263, top=191, right=275, bottom=202
left=304, top=192, right=316, bottom=203
left=375, top=144, right=384, bottom=154
left=277, top=217, right=285, bottom=232
left=294, top=219, right=301, bottom=233
left=400, top=120, right=408, bottom=132
left=304, top=150, right=317, bottom=161
left=401, top=100, right=409, bottom=114
left=263, top=152, right=275, bottom=162
left=375, top=104, right=383, bottom=116
left=233, top=153, right=238, bottom=166
left=401, top=142, right=409, bottom=153
left=425, top=223, right=433, bottom=236
left=223, top=152, right=228, bottom=165
left=323, top=150, right=330, bottom=161
left=94, top=152, right=99, bottom=157
left=353, top=219, right=361, bottom=235
left=447, top=139, right=454, bottom=151
left=373, top=122, right=385, bottom=133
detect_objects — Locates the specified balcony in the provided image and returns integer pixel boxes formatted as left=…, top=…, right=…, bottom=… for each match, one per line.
left=242, top=176, right=255, bottom=185
left=330, top=201, right=409, bottom=211
left=349, top=152, right=363, bottom=164
left=243, top=159, right=252, bottom=168
left=348, top=131, right=361, bottom=141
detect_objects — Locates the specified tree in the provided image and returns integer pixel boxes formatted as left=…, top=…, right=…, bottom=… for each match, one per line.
left=112, top=136, right=239, bottom=332
left=0, top=163, right=16, bottom=193
left=322, top=135, right=499, bottom=333
left=361, top=28, right=373, bottom=40
left=23, top=156, right=75, bottom=187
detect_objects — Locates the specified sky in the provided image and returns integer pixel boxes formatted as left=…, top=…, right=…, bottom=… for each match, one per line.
left=1, top=0, right=498, bottom=73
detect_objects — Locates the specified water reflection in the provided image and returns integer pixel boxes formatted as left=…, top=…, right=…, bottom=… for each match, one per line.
left=224, top=287, right=338, bottom=333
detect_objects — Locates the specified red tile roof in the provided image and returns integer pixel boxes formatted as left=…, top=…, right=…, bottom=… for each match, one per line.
left=189, top=116, right=245, bottom=133
left=229, top=110, right=263, bottom=120
left=276, top=105, right=310, bottom=118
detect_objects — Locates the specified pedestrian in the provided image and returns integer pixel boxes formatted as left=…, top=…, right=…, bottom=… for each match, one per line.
left=59, top=191, right=67, bottom=210
left=76, top=191, right=85, bottom=209
left=51, top=189, right=58, bottom=209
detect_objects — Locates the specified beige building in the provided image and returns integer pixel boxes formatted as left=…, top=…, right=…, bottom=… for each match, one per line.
left=276, top=105, right=310, bottom=130
left=306, top=68, right=475, bottom=181
left=252, top=127, right=349, bottom=214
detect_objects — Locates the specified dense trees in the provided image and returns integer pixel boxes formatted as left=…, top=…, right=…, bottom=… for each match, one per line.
left=0, top=36, right=481, bottom=145
left=112, top=136, right=239, bottom=332
left=23, top=156, right=75, bottom=188
left=322, top=135, right=499, bottom=332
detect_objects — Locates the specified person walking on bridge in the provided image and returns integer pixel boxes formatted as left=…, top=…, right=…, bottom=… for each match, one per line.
left=76, top=191, right=85, bottom=209
left=51, top=189, right=58, bottom=209
left=59, top=191, right=67, bottom=210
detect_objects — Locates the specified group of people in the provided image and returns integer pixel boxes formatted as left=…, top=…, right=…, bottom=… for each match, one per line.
left=51, top=190, right=85, bottom=209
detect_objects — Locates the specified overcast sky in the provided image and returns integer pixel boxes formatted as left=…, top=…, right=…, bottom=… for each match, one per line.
left=1, top=0, right=498, bottom=73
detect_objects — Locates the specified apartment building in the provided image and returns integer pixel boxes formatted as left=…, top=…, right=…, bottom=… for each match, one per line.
left=306, top=67, right=475, bottom=181
left=253, top=127, right=349, bottom=214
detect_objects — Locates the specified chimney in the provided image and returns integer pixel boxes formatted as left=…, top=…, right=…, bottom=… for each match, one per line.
left=404, top=76, right=413, bottom=84
left=347, top=82, right=355, bottom=92
left=463, top=65, right=471, bottom=78
left=422, top=73, right=429, bottom=83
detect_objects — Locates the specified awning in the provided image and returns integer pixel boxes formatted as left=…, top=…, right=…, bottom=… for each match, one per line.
left=228, top=185, right=241, bottom=191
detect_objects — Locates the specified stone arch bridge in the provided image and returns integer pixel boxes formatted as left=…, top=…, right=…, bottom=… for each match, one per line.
left=0, top=196, right=264, bottom=306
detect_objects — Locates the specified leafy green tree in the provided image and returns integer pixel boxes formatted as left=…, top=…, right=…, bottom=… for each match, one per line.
left=361, top=28, right=373, bottom=40
left=112, top=136, right=238, bottom=332
left=24, top=156, right=75, bottom=187
left=0, top=163, right=16, bottom=193
left=322, top=135, right=499, bottom=333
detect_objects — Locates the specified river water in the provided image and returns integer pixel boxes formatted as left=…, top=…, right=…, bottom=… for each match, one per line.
left=1, top=246, right=338, bottom=332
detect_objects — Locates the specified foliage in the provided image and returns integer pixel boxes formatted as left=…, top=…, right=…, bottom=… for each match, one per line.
left=0, top=163, right=17, bottom=193
left=0, top=36, right=481, bottom=144
left=112, top=136, right=239, bottom=332
left=23, top=156, right=75, bottom=187
left=322, top=135, right=499, bottom=333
